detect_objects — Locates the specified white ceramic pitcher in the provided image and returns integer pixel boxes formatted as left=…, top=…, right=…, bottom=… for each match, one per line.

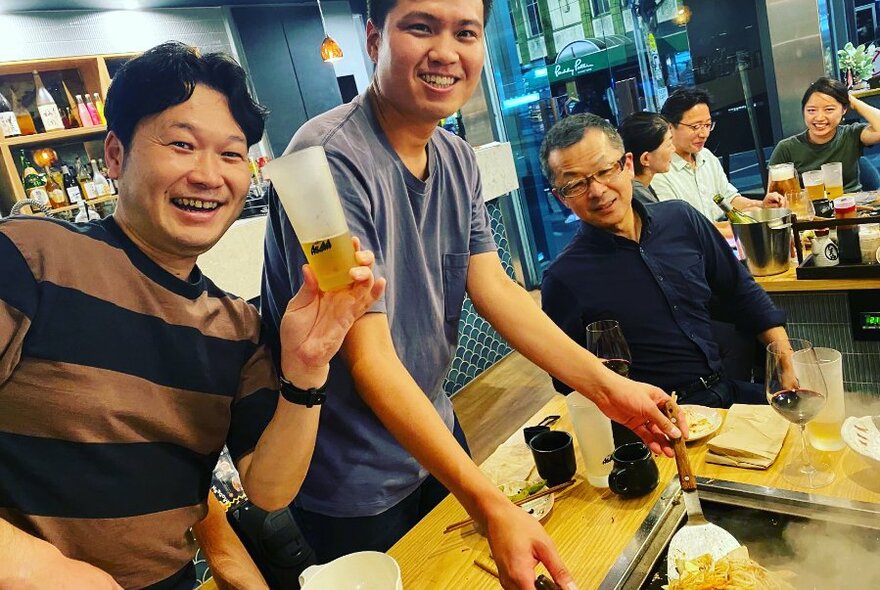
left=298, top=551, right=403, bottom=590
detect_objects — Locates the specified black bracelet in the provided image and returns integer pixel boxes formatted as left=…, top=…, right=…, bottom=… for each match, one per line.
left=279, top=375, right=327, bottom=408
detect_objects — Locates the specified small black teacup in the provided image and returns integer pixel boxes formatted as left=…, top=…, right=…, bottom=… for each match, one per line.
left=607, top=442, right=659, bottom=498
left=528, top=430, right=576, bottom=486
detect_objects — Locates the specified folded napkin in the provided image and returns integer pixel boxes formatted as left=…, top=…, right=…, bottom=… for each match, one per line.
left=706, top=404, right=790, bottom=469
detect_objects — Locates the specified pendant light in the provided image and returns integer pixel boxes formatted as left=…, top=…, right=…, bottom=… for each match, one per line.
left=317, top=0, right=344, bottom=62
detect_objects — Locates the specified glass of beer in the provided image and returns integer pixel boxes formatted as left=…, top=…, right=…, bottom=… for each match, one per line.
left=805, top=348, right=845, bottom=452
left=788, top=189, right=816, bottom=221
left=821, top=162, right=844, bottom=199
left=262, top=146, right=357, bottom=291
left=767, top=162, right=800, bottom=199
left=802, top=170, right=826, bottom=202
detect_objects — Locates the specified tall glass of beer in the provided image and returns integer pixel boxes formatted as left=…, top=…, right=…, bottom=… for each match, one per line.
left=821, top=162, right=844, bottom=199
left=262, top=146, right=357, bottom=291
left=802, top=170, right=826, bottom=201
left=805, top=348, right=846, bottom=451
left=767, top=162, right=800, bottom=198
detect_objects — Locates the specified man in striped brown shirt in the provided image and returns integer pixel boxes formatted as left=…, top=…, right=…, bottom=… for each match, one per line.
left=0, top=43, right=383, bottom=589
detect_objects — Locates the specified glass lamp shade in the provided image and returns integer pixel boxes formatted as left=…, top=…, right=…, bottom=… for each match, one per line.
left=320, top=35, right=344, bottom=62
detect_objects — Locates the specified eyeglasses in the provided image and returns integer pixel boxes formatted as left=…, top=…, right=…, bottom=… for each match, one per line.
left=553, top=155, right=627, bottom=200
left=676, top=121, right=716, bottom=133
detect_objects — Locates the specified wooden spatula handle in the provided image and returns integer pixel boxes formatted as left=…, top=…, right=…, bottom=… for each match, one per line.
left=665, top=397, right=697, bottom=492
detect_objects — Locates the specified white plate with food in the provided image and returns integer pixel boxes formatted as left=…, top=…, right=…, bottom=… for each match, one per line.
left=499, top=480, right=554, bottom=521
left=681, top=405, right=723, bottom=442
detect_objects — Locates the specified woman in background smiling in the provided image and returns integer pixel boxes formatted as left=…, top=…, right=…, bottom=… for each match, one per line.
left=769, top=77, right=880, bottom=192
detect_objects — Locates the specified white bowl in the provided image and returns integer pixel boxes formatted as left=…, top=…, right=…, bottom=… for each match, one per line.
left=841, top=416, right=880, bottom=470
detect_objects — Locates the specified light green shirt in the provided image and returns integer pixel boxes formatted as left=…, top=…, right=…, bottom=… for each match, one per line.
left=650, top=148, right=738, bottom=221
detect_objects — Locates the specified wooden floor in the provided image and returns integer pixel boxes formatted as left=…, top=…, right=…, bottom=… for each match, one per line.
left=451, top=290, right=559, bottom=464
left=451, top=350, right=557, bottom=464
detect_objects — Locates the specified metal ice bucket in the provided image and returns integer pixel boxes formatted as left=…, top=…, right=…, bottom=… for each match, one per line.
left=731, top=207, right=792, bottom=276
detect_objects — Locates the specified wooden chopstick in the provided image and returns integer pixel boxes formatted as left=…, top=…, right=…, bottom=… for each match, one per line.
left=443, top=479, right=576, bottom=534
left=473, top=557, right=499, bottom=579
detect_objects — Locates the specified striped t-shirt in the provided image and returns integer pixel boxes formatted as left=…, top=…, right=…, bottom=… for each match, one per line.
left=0, top=216, right=279, bottom=589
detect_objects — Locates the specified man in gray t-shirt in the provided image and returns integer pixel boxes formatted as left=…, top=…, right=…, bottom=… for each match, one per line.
left=261, top=1, right=683, bottom=587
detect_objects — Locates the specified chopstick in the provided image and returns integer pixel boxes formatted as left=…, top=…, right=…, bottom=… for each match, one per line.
left=443, top=479, right=576, bottom=534
left=473, top=557, right=499, bottom=579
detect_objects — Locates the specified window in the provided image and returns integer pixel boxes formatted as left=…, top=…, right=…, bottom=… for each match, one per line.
left=525, top=0, right=543, bottom=37
left=590, top=0, right=611, bottom=15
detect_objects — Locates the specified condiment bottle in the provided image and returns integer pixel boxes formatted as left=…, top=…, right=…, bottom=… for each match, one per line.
left=812, top=228, right=839, bottom=267
left=833, top=196, right=861, bottom=263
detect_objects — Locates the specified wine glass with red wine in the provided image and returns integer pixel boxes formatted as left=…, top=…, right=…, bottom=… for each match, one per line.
left=765, top=338, right=835, bottom=488
left=586, top=320, right=632, bottom=377
left=587, top=320, right=639, bottom=446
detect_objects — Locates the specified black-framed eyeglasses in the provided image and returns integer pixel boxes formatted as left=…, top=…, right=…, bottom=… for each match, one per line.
left=552, top=155, right=627, bottom=200
left=677, top=120, right=716, bottom=133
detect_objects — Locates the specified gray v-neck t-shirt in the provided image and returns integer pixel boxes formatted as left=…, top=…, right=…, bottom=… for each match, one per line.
left=261, top=93, right=496, bottom=516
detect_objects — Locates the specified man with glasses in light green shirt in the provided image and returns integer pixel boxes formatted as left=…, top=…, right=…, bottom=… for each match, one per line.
left=651, top=88, right=784, bottom=225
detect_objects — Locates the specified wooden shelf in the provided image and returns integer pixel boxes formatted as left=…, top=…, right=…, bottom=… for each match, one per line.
left=2, top=125, right=107, bottom=148
left=0, top=53, right=125, bottom=214
left=55, top=194, right=117, bottom=214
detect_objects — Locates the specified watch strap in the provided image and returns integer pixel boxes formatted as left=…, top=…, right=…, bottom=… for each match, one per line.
left=279, top=375, right=327, bottom=408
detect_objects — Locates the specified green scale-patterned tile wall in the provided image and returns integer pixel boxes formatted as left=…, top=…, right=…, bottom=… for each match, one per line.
left=771, top=292, right=880, bottom=400
left=442, top=201, right=515, bottom=397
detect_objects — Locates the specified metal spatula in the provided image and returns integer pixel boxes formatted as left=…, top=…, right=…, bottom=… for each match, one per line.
left=664, top=397, right=740, bottom=581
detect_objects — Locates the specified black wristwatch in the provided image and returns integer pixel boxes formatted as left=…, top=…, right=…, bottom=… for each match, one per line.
left=279, top=375, right=327, bottom=407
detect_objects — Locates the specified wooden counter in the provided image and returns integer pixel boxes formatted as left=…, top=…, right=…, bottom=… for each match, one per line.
left=388, top=396, right=880, bottom=589
left=754, top=265, right=880, bottom=293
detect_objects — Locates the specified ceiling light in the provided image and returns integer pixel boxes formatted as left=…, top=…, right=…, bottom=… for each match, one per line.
left=317, top=0, right=343, bottom=63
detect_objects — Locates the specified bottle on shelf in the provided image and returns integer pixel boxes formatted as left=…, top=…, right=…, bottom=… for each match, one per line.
left=74, top=201, right=100, bottom=223
left=20, top=152, right=50, bottom=207
left=713, top=193, right=758, bottom=224
left=0, top=89, right=22, bottom=138
left=98, top=158, right=116, bottom=194
left=92, top=93, right=106, bottom=124
left=75, top=156, right=97, bottom=200
left=75, top=95, right=94, bottom=128
left=61, top=164, right=83, bottom=204
left=10, top=89, right=36, bottom=136
left=90, top=158, right=112, bottom=197
left=66, top=106, right=80, bottom=128
left=32, top=70, right=65, bottom=132
left=84, top=94, right=101, bottom=126
left=44, top=165, right=68, bottom=208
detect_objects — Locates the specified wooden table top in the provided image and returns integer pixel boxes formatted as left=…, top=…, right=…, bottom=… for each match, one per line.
left=754, top=265, right=880, bottom=293
left=388, top=395, right=880, bottom=589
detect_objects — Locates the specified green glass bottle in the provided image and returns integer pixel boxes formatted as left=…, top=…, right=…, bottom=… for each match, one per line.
left=713, top=194, right=758, bottom=224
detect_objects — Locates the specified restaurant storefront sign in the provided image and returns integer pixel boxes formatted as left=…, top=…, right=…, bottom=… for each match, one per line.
left=548, top=55, right=603, bottom=84
left=548, top=43, right=634, bottom=85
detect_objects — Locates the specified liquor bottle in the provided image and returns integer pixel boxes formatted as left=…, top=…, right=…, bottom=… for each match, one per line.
left=90, top=158, right=112, bottom=197
left=61, top=164, right=83, bottom=204
left=76, top=95, right=94, bottom=128
left=75, top=156, right=97, bottom=200
left=92, top=93, right=106, bottom=124
left=44, top=166, right=68, bottom=208
left=32, top=70, right=64, bottom=131
left=713, top=194, right=758, bottom=224
left=74, top=201, right=100, bottom=223
left=0, top=89, right=21, bottom=138
left=21, top=155, right=50, bottom=207
left=98, top=158, right=116, bottom=194
left=10, top=89, right=36, bottom=135
left=66, top=106, right=80, bottom=128
left=84, top=94, right=101, bottom=126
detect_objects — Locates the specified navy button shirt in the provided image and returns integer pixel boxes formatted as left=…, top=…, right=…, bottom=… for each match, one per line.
left=541, top=199, right=785, bottom=393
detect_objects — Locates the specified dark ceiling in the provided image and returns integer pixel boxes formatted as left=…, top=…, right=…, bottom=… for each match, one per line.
left=2, top=0, right=367, bottom=13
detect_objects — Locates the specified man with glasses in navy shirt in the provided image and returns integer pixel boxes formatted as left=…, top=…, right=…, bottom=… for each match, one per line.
left=539, top=113, right=789, bottom=409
